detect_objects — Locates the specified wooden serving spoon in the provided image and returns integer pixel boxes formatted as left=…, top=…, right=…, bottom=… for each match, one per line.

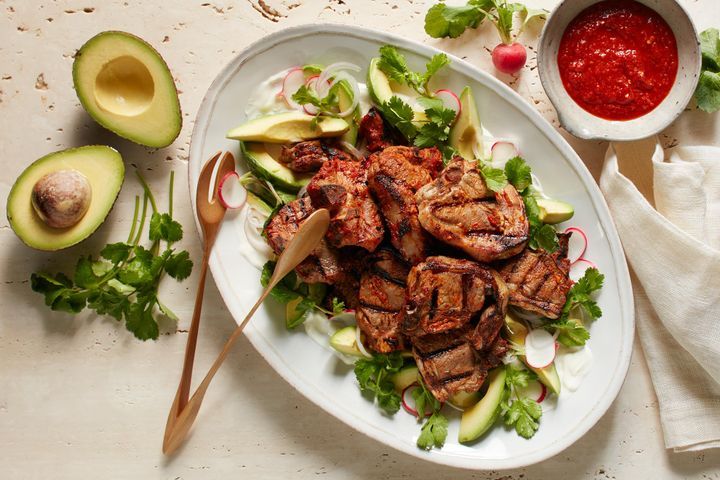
left=162, top=207, right=331, bottom=455
left=164, top=151, right=235, bottom=437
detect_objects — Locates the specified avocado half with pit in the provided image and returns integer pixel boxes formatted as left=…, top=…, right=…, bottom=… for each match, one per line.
left=73, top=31, right=181, bottom=148
left=7, top=146, right=125, bottom=251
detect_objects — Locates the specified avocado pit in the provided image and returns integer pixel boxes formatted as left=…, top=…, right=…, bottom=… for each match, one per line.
left=31, top=169, right=92, bottom=228
left=94, top=55, right=155, bottom=117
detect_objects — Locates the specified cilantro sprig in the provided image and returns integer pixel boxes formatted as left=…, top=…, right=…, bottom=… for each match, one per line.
left=353, top=352, right=404, bottom=414
left=501, top=365, right=542, bottom=439
left=412, top=378, right=448, bottom=450
left=425, top=0, right=547, bottom=43
left=547, top=267, right=604, bottom=347
left=30, top=172, right=193, bottom=341
left=378, top=45, right=450, bottom=96
left=695, top=28, right=720, bottom=113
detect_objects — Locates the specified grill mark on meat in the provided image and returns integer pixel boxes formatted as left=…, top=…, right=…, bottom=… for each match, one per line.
left=369, top=264, right=407, bottom=287
left=358, top=302, right=402, bottom=314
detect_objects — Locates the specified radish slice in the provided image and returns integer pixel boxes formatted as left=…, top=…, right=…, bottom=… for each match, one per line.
left=570, top=258, right=598, bottom=282
left=281, top=67, right=306, bottom=111
left=564, top=227, right=588, bottom=264
left=525, top=328, right=557, bottom=369
left=218, top=171, right=246, bottom=209
left=401, top=384, right=434, bottom=418
left=491, top=141, right=519, bottom=167
left=434, top=89, right=461, bottom=119
left=518, top=379, right=545, bottom=403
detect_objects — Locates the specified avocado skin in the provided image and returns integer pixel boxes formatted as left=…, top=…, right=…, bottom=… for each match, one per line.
left=73, top=31, right=182, bottom=148
left=7, top=145, right=125, bottom=251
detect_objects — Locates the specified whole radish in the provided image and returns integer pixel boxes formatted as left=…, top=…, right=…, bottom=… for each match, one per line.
left=492, top=42, right=527, bottom=75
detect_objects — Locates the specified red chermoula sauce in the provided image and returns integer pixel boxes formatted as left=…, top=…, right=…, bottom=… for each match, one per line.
left=557, top=0, right=678, bottom=121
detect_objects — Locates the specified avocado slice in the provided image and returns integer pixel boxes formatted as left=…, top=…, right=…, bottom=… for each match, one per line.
left=505, top=314, right=562, bottom=395
left=336, top=80, right=361, bottom=145
left=450, top=86, right=482, bottom=161
left=458, top=367, right=507, bottom=443
left=7, top=146, right=124, bottom=251
left=536, top=197, right=574, bottom=224
left=449, top=390, right=482, bottom=408
left=329, top=325, right=364, bottom=356
left=366, top=57, right=427, bottom=125
left=391, top=365, right=420, bottom=392
left=73, top=31, right=181, bottom=148
left=240, top=142, right=312, bottom=193
left=227, top=112, right=349, bottom=143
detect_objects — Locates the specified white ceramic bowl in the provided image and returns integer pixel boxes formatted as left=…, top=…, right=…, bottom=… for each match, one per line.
left=538, top=0, right=701, bottom=141
left=188, top=24, right=634, bottom=469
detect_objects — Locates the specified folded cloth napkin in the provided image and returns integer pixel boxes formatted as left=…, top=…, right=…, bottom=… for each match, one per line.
left=600, top=141, right=720, bottom=452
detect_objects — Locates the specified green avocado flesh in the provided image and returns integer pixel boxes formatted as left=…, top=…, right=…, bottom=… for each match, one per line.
left=240, top=142, right=312, bottom=193
left=536, top=197, right=574, bottom=224
left=336, top=80, right=361, bottom=145
left=450, top=86, right=482, bottom=161
left=329, top=325, right=363, bottom=356
left=458, top=367, right=507, bottom=443
left=227, top=112, right=348, bottom=143
left=366, top=57, right=427, bottom=125
left=73, top=31, right=182, bottom=148
left=7, top=146, right=125, bottom=251
left=392, top=366, right=420, bottom=392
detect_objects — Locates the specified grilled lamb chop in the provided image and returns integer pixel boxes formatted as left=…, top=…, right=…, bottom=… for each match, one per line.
left=359, top=107, right=396, bottom=153
left=306, top=160, right=384, bottom=252
left=279, top=140, right=353, bottom=172
left=412, top=329, right=488, bottom=402
left=404, top=256, right=509, bottom=351
left=264, top=197, right=343, bottom=284
left=500, top=232, right=573, bottom=319
left=356, top=248, right=410, bottom=353
left=367, top=146, right=443, bottom=264
left=416, top=158, right=529, bottom=263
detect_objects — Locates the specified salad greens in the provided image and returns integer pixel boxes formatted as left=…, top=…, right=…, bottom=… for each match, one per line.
left=696, top=28, right=720, bottom=113
left=413, top=378, right=449, bottom=450
left=378, top=45, right=450, bottom=97
left=30, top=172, right=193, bottom=341
left=547, top=267, right=604, bottom=347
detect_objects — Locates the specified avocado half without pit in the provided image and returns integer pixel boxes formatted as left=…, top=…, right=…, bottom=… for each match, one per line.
left=73, top=31, right=182, bottom=148
left=7, top=146, right=125, bottom=251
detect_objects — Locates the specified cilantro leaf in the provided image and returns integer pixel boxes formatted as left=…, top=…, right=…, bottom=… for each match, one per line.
left=100, top=242, right=132, bottom=264
left=560, top=267, right=604, bottom=321
left=377, top=46, right=449, bottom=95
left=695, top=70, right=720, bottom=113
left=74, top=256, right=100, bottom=289
left=379, top=96, right=417, bottom=140
left=149, top=213, right=183, bottom=243
left=354, top=352, right=404, bottom=414
left=332, top=297, right=346, bottom=316
left=165, top=250, right=193, bottom=281
left=417, top=412, right=449, bottom=450
left=547, top=318, right=590, bottom=347
left=700, top=28, right=720, bottom=72
left=260, top=260, right=303, bottom=303
left=478, top=162, right=508, bottom=192
left=523, top=194, right=559, bottom=252
left=503, top=397, right=542, bottom=438
left=504, top=156, right=532, bottom=192
left=411, top=377, right=442, bottom=420
left=424, top=1, right=491, bottom=39
left=125, top=303, right=159, bottom=341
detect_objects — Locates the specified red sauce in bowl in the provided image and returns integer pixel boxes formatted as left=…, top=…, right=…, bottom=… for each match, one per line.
left=557, top=0, right=678, bottom=121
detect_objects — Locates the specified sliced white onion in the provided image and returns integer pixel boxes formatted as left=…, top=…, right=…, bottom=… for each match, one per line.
left=329, top=311, right=357, bottom=324
left=517, top=379, right=546, bottom=403
left=471, top=140, right=484, bottom=161
left=281, top=67, right=306, bottom=111
left=490, top=141, right=519, bottom=168
left=331, top=71, right=360, bottom=117
left=243, top=204, right=273, bottom=256
left=570, top=258, right=598, bottom=282
left=218, top=171, right=247, bottom=209
left=564, top=227, right=588, bottom=264
left=316, top=62, right=361, bottom=98
left=434, top=89, right=461, bottom=119
left=355, top=326, right=373, bottom=358
left=525, top=328, right=557, bottom=369
left=339, top=141, right=364, bottom=160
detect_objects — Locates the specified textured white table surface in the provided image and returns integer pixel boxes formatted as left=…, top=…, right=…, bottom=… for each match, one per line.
left=2, top=1, right=720, bottom=478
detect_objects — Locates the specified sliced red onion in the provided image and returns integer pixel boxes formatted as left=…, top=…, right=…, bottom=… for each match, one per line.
left=434, top=89, right=461, bottom=119
left=281, top=67, right=306, bottom=111
left=525, top=328, right=557, bottom=369
left=564, top=227, right=588, bottom=264
left=218, top=171, right=246, bottom=209
left=537, top=382, right=548, bottom=403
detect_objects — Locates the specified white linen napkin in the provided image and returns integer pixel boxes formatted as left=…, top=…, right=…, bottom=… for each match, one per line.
left=600, top=141, right=720, bottom=452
